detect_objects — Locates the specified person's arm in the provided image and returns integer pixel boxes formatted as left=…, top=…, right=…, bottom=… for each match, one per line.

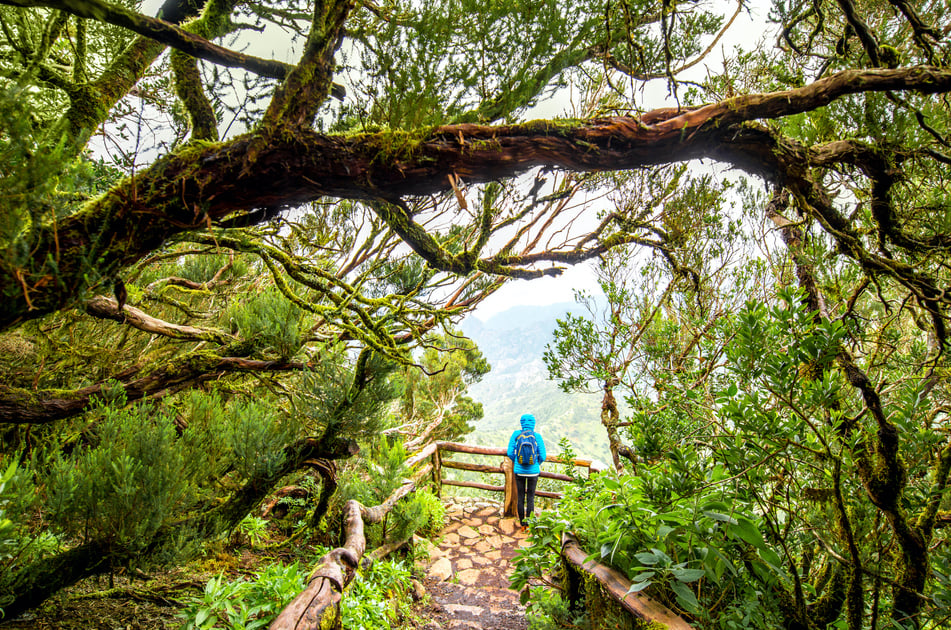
left=538, top=434, right=547, bottom=463
left=507, top=431, right=517, bottom=460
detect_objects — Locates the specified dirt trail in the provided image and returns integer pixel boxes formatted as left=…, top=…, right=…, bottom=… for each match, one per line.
left=415, top=497, right=531, bottom=630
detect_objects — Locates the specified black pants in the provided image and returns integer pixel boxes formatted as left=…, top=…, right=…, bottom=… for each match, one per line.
left=515, top=475, right=538, bottom=525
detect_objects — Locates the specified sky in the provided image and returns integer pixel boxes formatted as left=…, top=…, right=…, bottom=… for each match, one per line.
left=128, top=0, right=773, bottom=323
left=469, top=1, right=774, bottom=321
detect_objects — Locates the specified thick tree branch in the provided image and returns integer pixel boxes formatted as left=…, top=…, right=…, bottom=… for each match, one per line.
left=6, top=66, right=951, bottom=331
left=0, top=350, right=308, bottom=424
left=84, top=295, right=235, bottom=344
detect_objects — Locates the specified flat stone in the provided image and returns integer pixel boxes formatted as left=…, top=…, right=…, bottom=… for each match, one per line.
left=456, top=558, right=473, bottom=570
left=517, top=538, right=531, bottom=548
left=485, top=550, right=502, bottom=560
left=498, top=519, right=518, bottom=535
left=473, top=541, right=492, bottom=553
left=443, top=533, right=460, bottom=545
left=456, top=568, right=482, bottom=585
left=442, top=522, right=462, bottom=534
left=471, top=556, right=491, bottom=566
left=486, top=516, right=500, bottom=525
left=485, top=534, right=505, bottom=547
left=458, top=525, right=479, bottom=539
left=429, top=557, right=453, bottom=581
left=445, top=604, right=483, bottom=617
left=477, top=524, right=496, bottom=535
left=475, top=507, right=497, bottom=517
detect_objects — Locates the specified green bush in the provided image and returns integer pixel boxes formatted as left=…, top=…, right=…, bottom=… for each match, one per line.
left=391, top=488, right=445, bottom=541
left=341, top=560, right=415, bottom=629
left=226, top=288, right=303, bottom=359
left=180, top=561, right=311, bottom=629
left=44, top=403, right=189, bottom=551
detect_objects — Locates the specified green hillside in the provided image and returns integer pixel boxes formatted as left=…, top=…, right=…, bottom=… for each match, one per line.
left=460, top=303, right=613, bottom=464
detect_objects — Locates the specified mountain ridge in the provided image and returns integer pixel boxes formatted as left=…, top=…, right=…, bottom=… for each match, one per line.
left=460, top=302, right=612, bottom=463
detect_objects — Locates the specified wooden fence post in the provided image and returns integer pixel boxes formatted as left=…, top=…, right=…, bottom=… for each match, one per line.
left=501, top=456, right=517, bottom=517
left=433, top=447, right=442, bottom=498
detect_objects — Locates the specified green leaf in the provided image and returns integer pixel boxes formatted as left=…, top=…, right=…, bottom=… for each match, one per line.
left=635, top=551, right=660, bottom=565
left=759, top=546, right=782, bottom=568
left=671, top=567, right=706, bottom=583
left=703, top=510, right=737, bottom=524
left=670, top=580, right=700, bottom=613
left=626, top=580, right=652, bottom=593
left=730, top=517, right=767, bottom=549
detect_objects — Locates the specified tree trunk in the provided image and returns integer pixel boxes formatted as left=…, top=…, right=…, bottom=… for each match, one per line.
left=601, top=384, right=624, bottom=472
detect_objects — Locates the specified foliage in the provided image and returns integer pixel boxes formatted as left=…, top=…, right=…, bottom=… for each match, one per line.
left=233, top=516, right=270, bottom=548
left=226, top=288, right=304, bottom=360
left=390, top=488, right=445, bottom=541
left=179, top=561, right=312, bottom=629
left=524, top=288, right=951, bottom=628
left=2, top=0, right=951, bottom=622
left=340, top=559, right=416, bottom=630
left=395, top=331, right=490, bottom=443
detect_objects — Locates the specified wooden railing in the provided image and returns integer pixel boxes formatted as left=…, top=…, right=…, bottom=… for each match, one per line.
left=272, top=440, right=692, bottom=630
left=417, top=441, right=605, bottom=517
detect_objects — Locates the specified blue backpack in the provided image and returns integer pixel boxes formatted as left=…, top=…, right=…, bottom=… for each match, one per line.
left=515, top=430, right=539, bottom=466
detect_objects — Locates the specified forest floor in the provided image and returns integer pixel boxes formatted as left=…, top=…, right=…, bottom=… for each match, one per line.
left=0, top=497, right=532, bottom=630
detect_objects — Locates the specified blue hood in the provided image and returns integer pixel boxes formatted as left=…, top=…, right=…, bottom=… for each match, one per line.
left=520, top=413, right=536, bottom=432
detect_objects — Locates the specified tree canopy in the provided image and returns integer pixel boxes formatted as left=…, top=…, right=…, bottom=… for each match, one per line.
left=1, top=0, right=951, bottom=626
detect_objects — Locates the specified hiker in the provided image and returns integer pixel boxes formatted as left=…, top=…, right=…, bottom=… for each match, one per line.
left=507, top=413, right=547, bottom=530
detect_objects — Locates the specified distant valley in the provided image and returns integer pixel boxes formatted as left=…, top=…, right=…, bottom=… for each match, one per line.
left=459, top=303, right=613, bottom=464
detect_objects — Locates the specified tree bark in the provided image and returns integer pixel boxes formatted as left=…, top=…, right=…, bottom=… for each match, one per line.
left=6, top=66, right=951, bottom=331
left=270, top=480, right=416, bottom=629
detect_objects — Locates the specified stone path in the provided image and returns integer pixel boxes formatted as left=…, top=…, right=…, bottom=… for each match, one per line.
left=415, top=497, right=530, bottom=630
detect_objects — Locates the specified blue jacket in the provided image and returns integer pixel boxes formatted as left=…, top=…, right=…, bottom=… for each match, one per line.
left=507, top=414, right=547, bottom=476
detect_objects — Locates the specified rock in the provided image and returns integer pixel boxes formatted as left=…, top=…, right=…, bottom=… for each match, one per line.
left=473, top=541, right=492, bottom=554
left=429, top=557, right=453, bottom=581
left=477, top=523, right=495, bottom=535
left=456, top=568, right=482, bottom=585
left=414, top=535, right=444, bottom=563
left=485, top=534, right=505, bottom=547
left=485, top=550, right=502, bottom=560
left=457, top=525, right=479, bottom=539
left=411, top=579, right=427, bottom=601
left=445, top=604, right=483, bottom=617
left=498, top=519, right=518, bottom=535
left=456, top=558, right=473, bottom=570
left=443, top=532, right=460, bottom=545
left=475, top=507, right=497, bottom=517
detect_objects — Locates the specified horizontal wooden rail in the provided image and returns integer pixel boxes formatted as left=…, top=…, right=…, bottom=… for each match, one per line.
left=562, top=533, right=694, bottom=630
left=442, top=460, right=502, bottom=474
left=427, top=441, right=606, bottom=518
left=443, top=479, right=505, bottom=492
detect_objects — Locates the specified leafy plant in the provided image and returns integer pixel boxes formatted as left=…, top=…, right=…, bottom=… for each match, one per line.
left=179, top=562, right=310, bottom=629
left=233, top=516, right=270, bottom=548
left=340, top=559, right=415, bottom=630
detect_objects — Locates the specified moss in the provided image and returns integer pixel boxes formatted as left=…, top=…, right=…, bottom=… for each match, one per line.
left=517, top=118, right=583, bottom=136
